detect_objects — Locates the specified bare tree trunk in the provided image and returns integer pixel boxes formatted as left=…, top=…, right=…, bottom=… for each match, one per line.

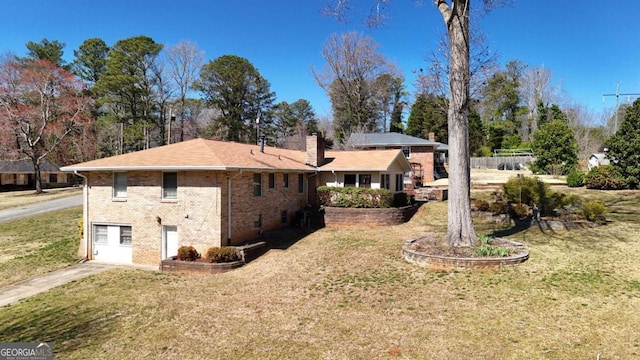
left=33, top=159, right=43, bottom=194
left=437, top=0, right=476, bottom=247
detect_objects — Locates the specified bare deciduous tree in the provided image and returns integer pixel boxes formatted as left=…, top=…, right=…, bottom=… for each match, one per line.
left=519, top=66, right=558, bottom=140
left=166, top=40, right=204, bottom=143
left=0, top=58, right=92, bottom=192
left=312, top=31, right=395, bottom=142
left=324, top=0, right=510, bottom=247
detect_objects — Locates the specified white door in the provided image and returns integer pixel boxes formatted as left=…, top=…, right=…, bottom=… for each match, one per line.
left=93, top=225, right=133, bottom=264
left=163, top=226, right=178, bottom=260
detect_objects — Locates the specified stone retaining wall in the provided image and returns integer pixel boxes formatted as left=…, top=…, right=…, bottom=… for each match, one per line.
left=323, top=204, right=420, bottom=227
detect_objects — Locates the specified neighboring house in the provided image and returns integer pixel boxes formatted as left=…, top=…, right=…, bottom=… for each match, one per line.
left=347, top=132, right=448, bottom=186
left=0, top=159, right=71, bottom=190
left=588, top=153, right=610, bottom=170
left=61, top=135, right=411, bottom=266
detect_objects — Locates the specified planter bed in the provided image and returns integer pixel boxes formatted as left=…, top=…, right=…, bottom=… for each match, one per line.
left=160, top=241, right=267, bottom=274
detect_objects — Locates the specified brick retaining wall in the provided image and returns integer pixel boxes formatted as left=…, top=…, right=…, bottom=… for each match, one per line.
left=323, top=204, right=420, bottom=227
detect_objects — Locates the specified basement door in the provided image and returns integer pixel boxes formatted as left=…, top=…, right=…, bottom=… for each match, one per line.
left=162, top=226, right=178, bottom=260
left=93, top=224, right=133, bottom=264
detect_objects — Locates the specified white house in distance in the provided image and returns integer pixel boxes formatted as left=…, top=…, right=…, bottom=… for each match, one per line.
left=588, top=153, right=610, bottom=170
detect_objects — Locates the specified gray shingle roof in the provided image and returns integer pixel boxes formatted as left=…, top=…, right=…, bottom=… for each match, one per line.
left=0, top=159, right=61, bottom=173
left=348, top=132, right=444, bottom=148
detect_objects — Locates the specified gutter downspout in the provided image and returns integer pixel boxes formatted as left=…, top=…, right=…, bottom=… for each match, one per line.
left=331, top=170, right=337, bottom=187
left=74, top=171, right=89, bottom=261
left=227, top=170, right=243, bottom=246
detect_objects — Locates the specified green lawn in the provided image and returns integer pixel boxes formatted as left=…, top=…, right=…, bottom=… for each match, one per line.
left=1, top=189, right=640, bottom=359
left=0, top=207, right=82, bottom=287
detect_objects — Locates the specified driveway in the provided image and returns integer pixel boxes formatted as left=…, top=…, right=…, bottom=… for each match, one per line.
left=0, top=262, right=157, bottom=307
left=0, top=194, right=82, bottom=224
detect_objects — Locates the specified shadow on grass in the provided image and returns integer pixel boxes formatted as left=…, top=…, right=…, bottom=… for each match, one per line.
left=263, top=212, right=326, bottom=250
left=0, top=296, right=118, bottom=355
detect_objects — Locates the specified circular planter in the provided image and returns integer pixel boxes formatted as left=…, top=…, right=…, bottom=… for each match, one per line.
left=402, top=237, right=529, bottom=270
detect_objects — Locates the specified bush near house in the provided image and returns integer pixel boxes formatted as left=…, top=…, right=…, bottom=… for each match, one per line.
left=177, top=246, right=200, bottom=261
left=317, top=186, right=395, bottom=208
left=205, top=247, right=240, bottom=263
left=584, top=166, right=626, bottom=190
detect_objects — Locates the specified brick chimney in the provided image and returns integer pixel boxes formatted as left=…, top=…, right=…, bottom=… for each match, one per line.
left=428, top=132, right=435, bottom=142
left=306, top=133, right=325, bottom=167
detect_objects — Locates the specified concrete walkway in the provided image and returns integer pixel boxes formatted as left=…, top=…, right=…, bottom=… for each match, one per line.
left=0, top=262, right=157, bottom=307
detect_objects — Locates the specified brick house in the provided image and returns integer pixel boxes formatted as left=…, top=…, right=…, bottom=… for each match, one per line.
left=347, top=132, right=448, bottom=187
left=62, top=135, right=411, bottom=266
left=0, top=159, right=72, bottom=190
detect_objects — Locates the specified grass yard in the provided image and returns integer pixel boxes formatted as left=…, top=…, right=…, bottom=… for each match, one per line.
left=0, top=187, right=81, bottom=210
left=0, top=207, right=82, bottom=287
left=1, top=189, right=640, bottom=359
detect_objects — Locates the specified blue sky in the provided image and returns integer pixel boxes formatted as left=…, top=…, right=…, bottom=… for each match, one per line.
left=2, top=0, right=639, bottom=124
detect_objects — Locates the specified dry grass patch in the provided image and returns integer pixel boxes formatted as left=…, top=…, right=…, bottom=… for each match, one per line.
left=0, top=187, right=81, bottom=210
left=1, top=191, right=640, bottom=359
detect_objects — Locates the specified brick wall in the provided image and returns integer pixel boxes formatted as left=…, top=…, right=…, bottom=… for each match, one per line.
left=323, top=204, right=420, bottom=227
left=86, top=170, right=308, bottom=265
left=227, top=171, right=307, bottom=244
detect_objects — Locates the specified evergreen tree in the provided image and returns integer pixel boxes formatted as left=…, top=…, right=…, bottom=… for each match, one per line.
left=605, top=98, right=640, bottom=188
left=531, top=119, right=579, bottom=175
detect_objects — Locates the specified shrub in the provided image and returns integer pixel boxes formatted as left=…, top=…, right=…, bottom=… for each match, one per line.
left=582, top=201, right=608, bottom=223
left=566, top=167, right=585, bottom=187
left=489, top=201, right=508, bottom=215
left=502, top=176, right=547, bottom=207
left=585, top=166, right=626, bottom=190
left=509, top=203, right=530, bottom=219
left=177, top=245, right=200, bottom=261
left=317, top=186, right=394, bottom=208
left=392, top=192, right=412, bottom=207
left=474, top=199, right=490, bottom=212
left=205, top=247, right=241, bottom=263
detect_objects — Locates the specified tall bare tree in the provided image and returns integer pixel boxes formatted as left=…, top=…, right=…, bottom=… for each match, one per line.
left=166, top=40, right=204, bottom=143
left=0, top=58, right=92, bottom=192
left=519, top=65, right=558, bottom=140
left=324, top=0, right=509, bottom=247
left=312, top=31, right=395, bottom=143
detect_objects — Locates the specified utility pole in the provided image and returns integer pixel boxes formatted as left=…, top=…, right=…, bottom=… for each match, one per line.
left=602, top=82, right=640, bottom=133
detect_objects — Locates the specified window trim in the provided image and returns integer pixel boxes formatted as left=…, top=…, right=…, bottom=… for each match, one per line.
left=283, top=173, right=289, bottom=188
left=162, top=172, right=178, bottom=200
left=395, top=173, right=404, bottom=192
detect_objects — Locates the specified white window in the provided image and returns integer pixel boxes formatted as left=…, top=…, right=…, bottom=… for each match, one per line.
left=120, top=226, right=132, bottom=245
left=163, top=172, right=177, bottom=199
left=113, top=172, right=127, bottom=198
left=95, top=225, right=108, bottom=244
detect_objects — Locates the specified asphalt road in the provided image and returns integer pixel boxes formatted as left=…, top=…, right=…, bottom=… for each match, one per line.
left=0, top=194, right=82, bottom=224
